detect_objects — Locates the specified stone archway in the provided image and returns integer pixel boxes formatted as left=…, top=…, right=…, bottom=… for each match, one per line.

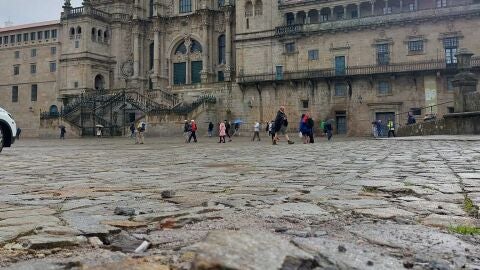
left=94, top=74, right=105, bottom=90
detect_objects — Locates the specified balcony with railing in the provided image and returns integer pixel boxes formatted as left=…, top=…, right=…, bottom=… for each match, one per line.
left=238, top=57, right=480, bottom=84
left=65, top=7, right=112, bottom=21
left=276, top=2, right=480, bottom=37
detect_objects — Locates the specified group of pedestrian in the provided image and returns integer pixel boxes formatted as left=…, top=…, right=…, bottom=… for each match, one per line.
left=372, top=119, right=395, bottom=138
left=299, top=113, right=315, bottom=144
left=183, top=120, right=198, bottom=143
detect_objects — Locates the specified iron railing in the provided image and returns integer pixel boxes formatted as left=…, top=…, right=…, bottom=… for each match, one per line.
left=238, top=58, right=480, bottom=84
left=150, top=94, right=216, bottom=115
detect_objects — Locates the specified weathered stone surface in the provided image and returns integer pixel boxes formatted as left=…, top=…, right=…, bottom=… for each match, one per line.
left=17, top=235, right=88, bottom=249
left=293, top=237, right=405, bottom=269
left=101, top=220, right=148, bottom=228
left=421, top=214, right=480, bottom=228
left=258, top=202, right=331, bottom=221
left=354, top=207, right=415, bottom=219
left=189, top=230, right=315, bottom=270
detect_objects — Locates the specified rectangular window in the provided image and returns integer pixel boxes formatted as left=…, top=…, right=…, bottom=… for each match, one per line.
left=4, top=36, right=9, bottom=44
left=31, top=85, right=38, bottom=102
left=408, top=40, right=423, bottom=53
left=23, top=33, right=29, bottom=42
left=51, top=29, right=58, bottom=39
left=75, top=40, right=79, bottom=48
left=378, top=81, right=392, bottom=94
left=37, top=31, right=43, bottom=40
left=14, top=51, right=20, bottom=59
left=30, top=64, right=37, bottom=74
left=308, top=49, right=319, bottom=60
left=30, top=32, right=36, bottom=41
left=12, top=86, right=18, bottom=102
left=0, top=36, right=2, bottom=45
left=410, top=108, right=422, bottom=115
left=51, top=47, right=56, bottom=55
left=444, top=37, right=458, bottom=66
left=44, top=30, right=50, bottom=39
left=13, top=65, right=20, bottom=75
left=218, top=71, right=225, bottom=82
left=334, top=82, right=347, bottom=96
left=31, top=48, right=37, bottom=57
left=436, top=0, right=447, bottom=8
left=16, top=34, right=22, bottom=43
left=302, top=100, right=309, bottom=109
left=10, top=35, right=15, bottom=43
left=74, top=81, right=79, bottom=88
left=49, top=62, right=56, bottom=72
left=285, top=42, right=295, bottom=53
left=376, top=43, right=390, bottom=65
left=446, top=76, right=454, bottom=92
left=409, top=3, right=415, bottom=11
left=179, top=0, right=192, bottom=13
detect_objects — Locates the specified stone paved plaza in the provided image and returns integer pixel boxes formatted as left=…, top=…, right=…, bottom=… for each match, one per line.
left=1, top=136, right=480, bottom=270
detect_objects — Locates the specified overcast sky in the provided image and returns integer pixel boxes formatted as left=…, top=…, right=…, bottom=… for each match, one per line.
left=0, top=0, right=83, bottom=27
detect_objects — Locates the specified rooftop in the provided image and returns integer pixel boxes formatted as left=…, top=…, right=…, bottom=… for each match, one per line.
left=0, top=20, right=60, bottom=33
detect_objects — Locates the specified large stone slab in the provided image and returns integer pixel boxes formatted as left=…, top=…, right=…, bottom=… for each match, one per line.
left=354, top=207, right=415, bottom=219
left=258, top=202, right=332, bottom=221
left=188, top=230, right=315, bottom=270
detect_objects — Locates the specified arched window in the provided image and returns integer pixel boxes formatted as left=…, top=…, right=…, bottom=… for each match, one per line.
left=308, top=10, right=319, bottom=23
left=218, top=35, right=225, bottom=64
left=296, top=11, right=306, bottom=24
left=104, top=30, right=109, bottom=42
left=49, top=105, right=59, bottom=116
left=173, top=40, right=203, bottom=85
left=179, top=0, right=192, bottom=13
left=254, top=0, right=263, bottom=16
left=245, top=1, right=253, bottom=17
left=70, top=27, right=75, bottom=36
left=149, top=0, right=154, bottom=17
left=98, top=29, right=103, bottom=42
left=94, top=74, right=105, bottom=90
left=190, top=40, right=202, bottom=53
left=149, top=42, right=154, bottom=70
left=91, top=28, right=97, bottom=42
left=76, top=26, right=82, bottom=35
left=285, top=13, right=295, bottom=25
left=175, top=43, right=187, bottom=54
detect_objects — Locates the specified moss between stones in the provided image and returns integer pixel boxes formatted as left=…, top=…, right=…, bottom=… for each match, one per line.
left=448, top=225, right=480, bottom=235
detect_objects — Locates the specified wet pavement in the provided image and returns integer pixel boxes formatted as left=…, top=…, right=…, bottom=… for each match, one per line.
left=1, top=135, right=480, bottom=270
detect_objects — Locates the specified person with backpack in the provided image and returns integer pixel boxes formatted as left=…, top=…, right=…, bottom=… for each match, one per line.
left=387, top=118, right=396, bottom=138
left=136, top=122, right=146, bottom=144
left=188, top=120, right=198, bottom=143
left=273, top=106, right=294, bottom=145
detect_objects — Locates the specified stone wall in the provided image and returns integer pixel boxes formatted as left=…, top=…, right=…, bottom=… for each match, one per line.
left=397, top=112, right=480, bottom=136
left=39, top=118, right=82, bottom=139
left=465, top=92, right=480, bottom=112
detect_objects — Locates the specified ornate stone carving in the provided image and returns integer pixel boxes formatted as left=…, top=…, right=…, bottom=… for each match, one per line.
left=121, top=60, right=134, bottom=78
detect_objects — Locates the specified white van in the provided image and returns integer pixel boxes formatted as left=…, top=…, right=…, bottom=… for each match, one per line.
left=0, top=107, right=17, bottom=152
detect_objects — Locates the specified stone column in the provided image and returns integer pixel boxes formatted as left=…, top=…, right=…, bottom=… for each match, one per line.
left=344, top=6, right=347, bottom=19
left=384, top=0, right=389, bottom=14
left=331, top=8, right=334, bottom=20
left=399, top=0, right=403, bottom=12
left=133, top=23, right=140, bottom=80
left=200, top=10, right=210, bottom=83
left=371, top=1, right=375, bottom=15
left=224, top=6, right=233, bottom=81
left=414, top=0, right=418, bottom=10
left=452, top=49, right=478, bottom=113
left=152, top=28, right=160, bottom=85
left=357, top=3, right=361, bottom=18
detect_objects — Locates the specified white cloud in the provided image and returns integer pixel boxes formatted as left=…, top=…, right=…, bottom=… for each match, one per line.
left=0, top=0, right=83, bottom=27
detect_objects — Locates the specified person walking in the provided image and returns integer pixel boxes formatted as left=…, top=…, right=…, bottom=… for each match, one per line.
left=60, top=126, right=66, bottom=139
left=183, top=120, right=190, bottom=143
left=129, top=123, right=136, bottom=138
left=307, top=115, right=314, bottom=143
left=269, top=121, right=275, bottom=142
left=252, top=121, right=261, bottom=141
left=188, top=120, right=198, bottom=143
left=325, top=120, right=333, bottom=141
left=376, top=120, right=383, bottom=137
left=407, top=112, right=416, bottom=125
left=265, top=121, right=270, bottom=135
left=208, top=122, right=214, bottom=137
left=218, top=122, right=226, bottom=143
left=372, top=121, right=378, bottom=138
left=387, top=118, right=396, bottom=137
left=136, top=122, right=146, bottom=144
left=273, top=106, right=294, bottom=145
left=299, top=114, right=310, bottom=144
left=225, top=120, right=232, bottom=142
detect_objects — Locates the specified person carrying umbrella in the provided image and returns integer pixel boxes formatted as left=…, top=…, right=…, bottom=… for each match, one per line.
left=59, top=125, right=66, bottom=139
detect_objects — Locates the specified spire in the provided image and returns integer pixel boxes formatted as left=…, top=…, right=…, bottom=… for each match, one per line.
left=63, top=0, right=72, bottom=8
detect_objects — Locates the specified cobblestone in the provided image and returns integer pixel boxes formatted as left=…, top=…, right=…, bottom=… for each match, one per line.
left=1, top=136, right=480, bottom=269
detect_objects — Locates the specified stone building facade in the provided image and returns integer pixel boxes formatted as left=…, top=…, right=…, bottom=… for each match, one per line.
left=1, top=0, right=480, bottom=137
